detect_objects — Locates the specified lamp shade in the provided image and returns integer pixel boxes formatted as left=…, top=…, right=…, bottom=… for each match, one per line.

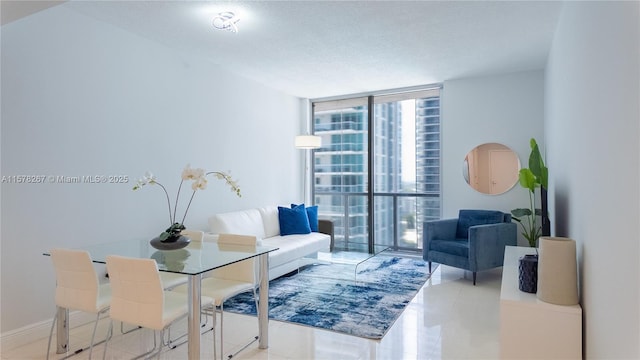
left=295, top=135, right=322, bottom=149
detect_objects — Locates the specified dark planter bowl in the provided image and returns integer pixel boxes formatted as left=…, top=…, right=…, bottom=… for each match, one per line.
left=149, top=235, right=191, bottom=250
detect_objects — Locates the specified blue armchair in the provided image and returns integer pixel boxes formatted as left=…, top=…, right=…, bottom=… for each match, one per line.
left=423, top=209, right=517, bottom=285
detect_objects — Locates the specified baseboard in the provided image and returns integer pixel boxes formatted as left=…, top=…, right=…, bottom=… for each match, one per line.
left=1, top=310, right=95, bottom=352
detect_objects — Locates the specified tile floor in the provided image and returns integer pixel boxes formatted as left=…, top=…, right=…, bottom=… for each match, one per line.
left=2, top=264, right=502, bottom=360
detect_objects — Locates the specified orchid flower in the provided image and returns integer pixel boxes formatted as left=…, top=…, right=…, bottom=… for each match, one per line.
left=133, top=164, right=241, bottom=241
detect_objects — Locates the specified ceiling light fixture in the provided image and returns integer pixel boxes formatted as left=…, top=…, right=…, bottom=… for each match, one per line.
left=212, top=12, right=239, bottom=33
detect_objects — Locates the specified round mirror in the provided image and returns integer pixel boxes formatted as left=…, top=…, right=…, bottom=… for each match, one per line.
left=463, top=143, right=520, bottom=195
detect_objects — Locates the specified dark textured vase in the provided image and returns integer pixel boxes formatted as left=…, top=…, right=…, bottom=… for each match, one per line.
left=149, top=234, right=191, bottom=250
left=518, top=254, right=538, bottom=293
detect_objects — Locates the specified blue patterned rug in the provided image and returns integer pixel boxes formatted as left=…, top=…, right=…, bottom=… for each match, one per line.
left=224, top=255, right=433, bottom=339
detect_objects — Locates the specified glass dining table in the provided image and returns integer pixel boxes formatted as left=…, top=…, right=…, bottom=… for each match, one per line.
left=45, top=238, right=278, bottom=360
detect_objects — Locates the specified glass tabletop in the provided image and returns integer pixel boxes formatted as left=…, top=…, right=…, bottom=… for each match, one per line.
left=44, top=239, right=278, bottom=276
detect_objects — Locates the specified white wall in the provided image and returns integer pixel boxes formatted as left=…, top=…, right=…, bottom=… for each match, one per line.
left=545, top=2, right=640, bottom=358
left=442, top=71, right=544, bottom=246
left=1, top=6, right=303, bottom=332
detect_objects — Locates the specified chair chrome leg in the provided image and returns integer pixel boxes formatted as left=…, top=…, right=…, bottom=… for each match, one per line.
left=224, top=289, right=260, bottom=359
left=102, top=321, right=113, bottom=360
left=473, top=272, right=477, bottom=285
left=48, top=308, right=108, bottom=360
left=87, top=312, right=100, bottom=359
left=428, top=261, right=432, bottom=273
left=227, top=336, right=259, bottom=359
left=167, top=316, right=214, bottom=350
left=212, top=312, right=217, bottom=360
left=46, top=310, right=57, bottom=360
left=167, top=311, right=209, bottom=349
left=120, top=322, right=142, bottom=334
left=130, top=329, right=160, bottom=360
left=219, top=304, right=225, bottom=360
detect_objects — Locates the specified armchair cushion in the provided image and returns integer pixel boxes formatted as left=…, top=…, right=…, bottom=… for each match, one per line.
left=456, top=209, right=508, bottom=239
left=429, top=239, right=469, bottom=258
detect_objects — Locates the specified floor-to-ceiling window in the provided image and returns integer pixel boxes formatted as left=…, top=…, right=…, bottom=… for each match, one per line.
left=312, top=87, right=441, bottom=253
left=313, top=97, right=369, bottom=252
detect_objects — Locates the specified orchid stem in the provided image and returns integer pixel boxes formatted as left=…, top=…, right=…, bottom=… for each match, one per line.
left=155, top=182, right=173, bottom=226
left=173, top=179, right=184, bottom=224
left=181, top=191, right=197, bottom=225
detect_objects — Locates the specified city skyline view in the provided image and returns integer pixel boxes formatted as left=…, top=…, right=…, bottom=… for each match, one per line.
left=312, top=89, right=441, bottom=253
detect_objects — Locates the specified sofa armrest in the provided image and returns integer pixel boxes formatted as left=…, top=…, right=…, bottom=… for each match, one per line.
left=468, top=222, right=517, bottom=271
left=318, top=219, right=335, bottom=252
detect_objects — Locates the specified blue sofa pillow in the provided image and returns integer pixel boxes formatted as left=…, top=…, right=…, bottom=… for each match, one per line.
left=455, top=210, right=506, bottom=239
left=278, top=205, right=311, bottom=235
left=305, top=205, right=319, bottom=232
left=291, top=203, right=319, bottom=232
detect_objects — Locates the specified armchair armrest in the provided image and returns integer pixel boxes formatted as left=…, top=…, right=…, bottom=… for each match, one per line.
left=423, top=218, right=458, bottom=260
left=468, top=222, right=517, bottom=271
left=318, top=219, right=335, bottom=252
left=424, top=218, right=458, bottom=242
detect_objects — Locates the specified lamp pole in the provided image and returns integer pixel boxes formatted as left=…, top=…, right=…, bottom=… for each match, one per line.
left=295, top=135, right=321, bottom=203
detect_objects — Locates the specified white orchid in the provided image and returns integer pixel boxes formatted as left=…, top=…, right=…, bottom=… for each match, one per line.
left=132, top=171, right=157, bottom=190
left=181, top=164, right=205, bottom=181
left=191, top=176, right=208, bottom=191
left=212, top=171, right=241, bottom=197
left=133, top=164, right=241, bottom=241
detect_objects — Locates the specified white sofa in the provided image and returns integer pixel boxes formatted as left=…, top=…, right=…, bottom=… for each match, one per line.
left=207, top=206, right=333, bottom=280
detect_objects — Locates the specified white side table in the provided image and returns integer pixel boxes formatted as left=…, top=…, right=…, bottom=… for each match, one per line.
left=500, top=246, right=582, bottom=359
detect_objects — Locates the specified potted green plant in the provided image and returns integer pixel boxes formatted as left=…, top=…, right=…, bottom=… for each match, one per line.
left=511, top=138, right=548, bottom=247
left=512, top=138, right=548, bottom=293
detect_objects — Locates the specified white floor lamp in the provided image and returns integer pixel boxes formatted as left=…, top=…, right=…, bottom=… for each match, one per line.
left=295, top=135, right=321, bottom=204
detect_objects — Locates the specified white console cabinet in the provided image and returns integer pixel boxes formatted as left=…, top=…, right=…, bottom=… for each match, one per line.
left=500, top=246, right=582, bottom=359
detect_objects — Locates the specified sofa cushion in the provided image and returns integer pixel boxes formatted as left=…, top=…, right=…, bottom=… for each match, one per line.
left=456, top=210, right=506, bottom=239
left=292, top=204, right=319, bottom=232
left=262, top=232, right=331, bottom=268
left=258, top=206, right=280, bottom=238
left=278, top=206, right=311, bottom=235
left=208, top=209, right=266, bottom=239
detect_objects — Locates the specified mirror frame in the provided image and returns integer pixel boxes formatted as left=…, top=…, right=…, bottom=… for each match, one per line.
left=463, top=143, right=520, bottom=195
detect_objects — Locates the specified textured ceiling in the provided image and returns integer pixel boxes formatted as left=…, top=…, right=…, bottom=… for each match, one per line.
left=4, top=0, right=563, bottom=99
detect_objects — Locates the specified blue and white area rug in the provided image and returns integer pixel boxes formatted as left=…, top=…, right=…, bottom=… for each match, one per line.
left=224, top=256, right=433, bottom=339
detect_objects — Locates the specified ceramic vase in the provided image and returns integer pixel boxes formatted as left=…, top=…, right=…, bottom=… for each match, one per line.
left=537, top=236, right=579, bottom=305
left=518, top=254, right=538, bottom=293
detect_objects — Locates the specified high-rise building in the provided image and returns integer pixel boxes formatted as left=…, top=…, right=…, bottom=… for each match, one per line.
left=415, top=96, right=441, bottom=220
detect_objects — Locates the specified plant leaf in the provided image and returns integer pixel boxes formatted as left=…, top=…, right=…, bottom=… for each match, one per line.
left=528, top=138, right=548, bottom=188
left=540, top=166, right=548, bottom=189
left=518, top=168, right=537, bottom=192
left=511, top=208, right=532, bottom=217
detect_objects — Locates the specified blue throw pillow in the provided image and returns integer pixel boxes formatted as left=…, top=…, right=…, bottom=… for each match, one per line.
left=278, top=206, right=311, bottom=235
left=291, top=203, right=319, bottom=232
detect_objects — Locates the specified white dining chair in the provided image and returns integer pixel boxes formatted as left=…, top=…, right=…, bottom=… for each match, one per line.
left=159, top=229, right=205, bottom=289
left=174, top=233, right=259, bottom=359
left=103, top=255, right=214, bottom=359
left=47, top=248, right=111, bottom=360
